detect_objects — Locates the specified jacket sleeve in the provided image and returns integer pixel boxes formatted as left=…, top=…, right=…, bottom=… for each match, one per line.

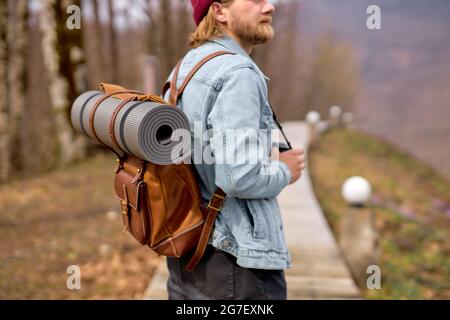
left=207, top=66, right=291, bottom=199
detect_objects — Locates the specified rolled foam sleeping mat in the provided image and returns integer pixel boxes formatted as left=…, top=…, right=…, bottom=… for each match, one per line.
left=71, top=90, right=191, bottom=164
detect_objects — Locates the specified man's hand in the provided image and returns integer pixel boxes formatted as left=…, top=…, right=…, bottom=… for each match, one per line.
left=277, top=148, right=306, bottom=184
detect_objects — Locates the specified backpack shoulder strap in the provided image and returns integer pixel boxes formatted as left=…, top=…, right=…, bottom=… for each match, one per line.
left=167, top=59, right=183, bottom=107
left=163, top=50, right=236, bottom=107
left=186, top=188, right=226, bottom=271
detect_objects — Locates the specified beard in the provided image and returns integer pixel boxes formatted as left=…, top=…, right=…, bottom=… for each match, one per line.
left=230, top=18, right=274, bottom=46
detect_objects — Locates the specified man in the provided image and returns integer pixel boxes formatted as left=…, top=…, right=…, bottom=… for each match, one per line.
left=163, top=0, right=305, bottom=300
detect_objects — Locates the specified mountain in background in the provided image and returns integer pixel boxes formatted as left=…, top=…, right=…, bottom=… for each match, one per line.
left=297, top=0, right=450, bottom=178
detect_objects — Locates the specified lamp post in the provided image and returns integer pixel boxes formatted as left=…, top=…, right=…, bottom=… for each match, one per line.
left=305, top=111, right=321, bottom=145
left=329, top=105, right=342, bottom=128
left=342, top=111, right=354, bottom=129
left=339, top=176, right=379, bottom=287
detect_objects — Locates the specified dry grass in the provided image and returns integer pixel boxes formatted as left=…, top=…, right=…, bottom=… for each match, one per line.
left=0, top=152, right=161, bottom=299
left=309, top=128, right=450, bottom=299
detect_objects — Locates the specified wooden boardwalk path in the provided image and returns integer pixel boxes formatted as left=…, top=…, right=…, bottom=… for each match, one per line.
left=143, top=121, right=360, bottom=300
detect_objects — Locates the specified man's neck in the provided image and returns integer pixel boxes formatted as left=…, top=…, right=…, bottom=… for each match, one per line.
left=224, top=30, right=254, bottom=55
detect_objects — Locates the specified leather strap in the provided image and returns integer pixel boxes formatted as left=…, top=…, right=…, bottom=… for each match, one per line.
left=109, top=96, right=136, bottom=154
left=176, top=51, right=234, bottom=101
left=164, top=51, right=235, bottom=271
left=89, top=90, right=143, bottom=158
left=186, top=188, right=226, bottom=271
left=164, top=50, right=236, bottom=106
left=168, top=59, right=182, bottom=107
left=162, top=81, right=170, bottom=100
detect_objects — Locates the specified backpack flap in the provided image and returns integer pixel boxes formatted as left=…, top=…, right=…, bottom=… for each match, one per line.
left=114, top=170, right=143, bottom=211
left=114, top=157, right=152, bottom=244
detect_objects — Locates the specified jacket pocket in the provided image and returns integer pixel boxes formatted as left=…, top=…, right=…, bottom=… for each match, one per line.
left=240, top=199, right=267, bottom=239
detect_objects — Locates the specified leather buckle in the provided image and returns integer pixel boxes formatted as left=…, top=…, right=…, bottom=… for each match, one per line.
left=121, top=199, right=128, bottom=215
left=212, top=193, right=225, bottom=200
left=121, top=185, right=130, bottom=233
left=207, top=203, right=222, bottom=212
left=207, top=192, right=225, bottom=212
left=121, top=184, right=129, bottom=215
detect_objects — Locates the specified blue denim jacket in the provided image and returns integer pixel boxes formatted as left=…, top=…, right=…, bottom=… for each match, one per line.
left=163, top=36, right=292, bottom=270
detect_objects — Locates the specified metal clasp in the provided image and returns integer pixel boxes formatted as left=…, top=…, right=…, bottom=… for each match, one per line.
left=207, top=192, right=225, bottom=212
left=121, top=185, right=129, bottom=233
left=121, top=199, right=128, bottom=215
left=115, top=158, right=123, bottom=173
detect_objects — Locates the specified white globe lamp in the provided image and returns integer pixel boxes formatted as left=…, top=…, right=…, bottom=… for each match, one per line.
left=329, top=105, right=342, bottom=118
left=341, top=176, right=372, bottom=207
left=306, top=111, right=321, bottom=124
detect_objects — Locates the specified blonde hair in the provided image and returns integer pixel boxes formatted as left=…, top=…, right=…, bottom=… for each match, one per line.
left=189, top=0, right=234, bottom=48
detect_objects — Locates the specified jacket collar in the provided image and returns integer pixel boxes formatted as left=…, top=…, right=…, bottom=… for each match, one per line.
left=210, top=35, right=249, bottom=57
left=210, top=35, right=271, bottom=82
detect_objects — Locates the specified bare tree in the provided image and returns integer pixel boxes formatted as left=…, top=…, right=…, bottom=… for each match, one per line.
left=107, top=0, right=118, bottom=83
left=91, top=0, right=101, bottom=40
left=158, top=0, right=173, bottom=81
left=39, top=0, right=86, bottom=165
left=144, top=0, right=194, bottom=86
left=144, top=0, right=169, bottom=86
left=300, top=32, right=360, bottom=118
left=145, top=0, right=157, bottom=55
left=7, top=0, right=28, bottom=172
left=0, top=0, right=10, bottom=182
left=90, top=0, right=105, bottom=86
left=174, top=0, right=192, bottom=59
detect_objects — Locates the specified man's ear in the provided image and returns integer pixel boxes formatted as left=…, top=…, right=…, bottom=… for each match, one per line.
left=211, top=2, right=228, bottom=23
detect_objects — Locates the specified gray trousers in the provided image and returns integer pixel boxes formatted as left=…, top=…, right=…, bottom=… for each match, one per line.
left=166, top=245, right=287, bottom=300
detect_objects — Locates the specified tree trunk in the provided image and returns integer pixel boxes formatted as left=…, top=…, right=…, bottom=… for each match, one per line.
left=174, top=0, right=191, bottom=59
left=39, top=0, right=86, bottom=165
left=158, top=0, right=173, bottom=81
left=107, top=0, right=118, bottom=83
left=0, top=0, right=10, bottom=182
left=8, top=0, right=28, bottom=172
left=91, top=0, right=101, bottom=41
left=90, top=0, right=105, bottom=86
left=145, top=0, right=157, bottom=55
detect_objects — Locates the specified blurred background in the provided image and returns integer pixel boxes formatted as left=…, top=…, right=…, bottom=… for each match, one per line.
left=0, top=0, right=449, bottom=299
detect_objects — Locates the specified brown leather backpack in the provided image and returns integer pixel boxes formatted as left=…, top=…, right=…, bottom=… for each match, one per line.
left=90, top=51, right=234, bottom=271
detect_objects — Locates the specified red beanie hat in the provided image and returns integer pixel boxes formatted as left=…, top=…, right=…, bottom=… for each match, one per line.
left=191, top=0, right=217, bottom=26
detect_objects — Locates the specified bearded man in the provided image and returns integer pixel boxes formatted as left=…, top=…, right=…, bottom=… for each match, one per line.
left=163, top=0, right=305, bottom=300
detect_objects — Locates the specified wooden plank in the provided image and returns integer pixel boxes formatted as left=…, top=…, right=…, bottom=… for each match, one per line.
left=287, top=276, right=360, bottom=299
